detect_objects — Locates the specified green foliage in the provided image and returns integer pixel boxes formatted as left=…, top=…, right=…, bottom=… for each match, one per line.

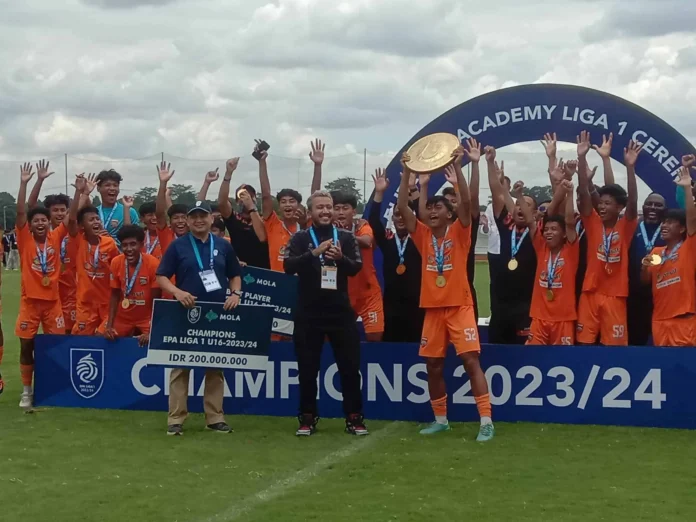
left=170, top=183, right=197, bottom=207
left=133, top=187, right=157, bottom=208
left=0, top=191, right=17, bottom=230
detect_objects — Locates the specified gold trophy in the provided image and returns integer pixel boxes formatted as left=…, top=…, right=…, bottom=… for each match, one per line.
left=405, top=133, right=460, bottom=174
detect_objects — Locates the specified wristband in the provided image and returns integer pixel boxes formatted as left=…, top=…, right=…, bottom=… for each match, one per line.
left=223, top=176, right=232, bottom=182
left=231, top=289, right=242, bottom=297
left=248, top=207, right=258, bottom=213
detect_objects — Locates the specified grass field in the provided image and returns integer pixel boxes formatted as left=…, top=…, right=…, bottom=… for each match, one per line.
left=2, top=267, right=696, bottom=521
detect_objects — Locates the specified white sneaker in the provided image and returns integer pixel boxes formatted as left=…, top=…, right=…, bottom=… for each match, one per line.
left=19, top=392, right=33, bottom=409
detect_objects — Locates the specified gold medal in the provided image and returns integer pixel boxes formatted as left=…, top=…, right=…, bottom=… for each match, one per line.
left=605, top=264, right=613, bottom=275
left=546, top=289, right=555, bottom=302
left=649, top=254, right=662, bottom=266
left=435, top=275, right=447, bottom=288
left=508, top=258, right=518, bottom=271
left=41, top=276, right=50, bottom=287
left=405, top=133, right=460, bottom=174
left=396, top=264, right=406, bottom=275
left=121, top=298, right=130, bottom=309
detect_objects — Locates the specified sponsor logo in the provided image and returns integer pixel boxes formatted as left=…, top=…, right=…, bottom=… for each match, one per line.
left=187, top=307, right=202, bottom=324
left=139, top=277, right=147, bottom=285
left=70, top=349, right=104, bottom=399
left=205, top=310, right=219, bottom=322
left=243, top=273, right=256, bottom=285
left=256, top=279, right=277, bottom=287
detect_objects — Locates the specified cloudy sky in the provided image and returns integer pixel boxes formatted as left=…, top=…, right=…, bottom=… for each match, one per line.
left=0, top=0, right=694, bottom=201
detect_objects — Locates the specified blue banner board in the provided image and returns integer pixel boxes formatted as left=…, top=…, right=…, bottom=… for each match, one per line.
left=241, top=266, right=297, bottom=336
left=147, top=300, right=273, bottom=370
left=35, top=336, right=696, bottom=430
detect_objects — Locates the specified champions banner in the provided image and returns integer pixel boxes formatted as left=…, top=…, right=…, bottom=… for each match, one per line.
left=147, top=300, right=273, bottom=371
left=35, top=337, right=696, bottom=430
left=241, top=266, right=298, bottom=336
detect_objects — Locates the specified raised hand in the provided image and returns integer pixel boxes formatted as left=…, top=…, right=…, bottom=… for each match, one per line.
left=205, top=168, right=220, bottom=184
left=400, top=152, right=411, bottom=169
left=85, top=173, right=98, bottom=194
left=372, top=168, right=389, bottom=193
left=418, top=172, right=431, bottom=185
left=157, top=161, right=175, bottom=183
left=674, top=166, right=692, bottom=187
left=587, top=165, right=598, bottom=183
left=295, top=205, right=308, bottom=227
left=444, top=165, right=458, bottom=185
left=540, top=132, right=557, bottom=158
left=576, top=130, right=591, bottom=157
left=36, top=159, right=54, bottom=180
left=624, top=139, right=643, bottom=167
left=464, top=138, right=482, bottom=163
left=74, top=173, right=87, bottom=193
left=561, top=179, right=574, bottom=194
left=549, top=159, right=565, bottom=184
left=20, top=162, right=34, bottom=184
left=484, top=145, right=497, bottom=163
left=592, top=133, right=613, bottom=159
left=495, top=160, right=505, bottom=182
left=309, top=139, right=325, bottom=165
left=237, top=189, right=256, bottom=211
left=512, top=180, right=525, bottom=199
left=564, top=159, right=578, bottom=179
left=226, top=157, right=240, bottom=174
left=450, top=144, right=466, bottom=163
left=121, top=195, right=134, bottom=209
left=254, top=140, right=268, bottom=162
left=682, top=154, right=695, bottom=169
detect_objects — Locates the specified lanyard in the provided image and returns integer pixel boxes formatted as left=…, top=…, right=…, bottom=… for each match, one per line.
left=601, top=225, right=615, bottom=260
left=124, top=255, right=143, bottom=297
left=575, top=220, right=585, bottom=239
left=88, top=242, right=101, bottom=277
left=99, top=205, right=118, bottom=231
left=35, top=240, right=48, bottom=275
left=309, top=226, right=339, bottom=265
left=511, top=227, right=529, bottom=258
left=60, top=237, right=68, bottom=263
left=430, top=227, right=450, bottom=275
left=282, top=221, right=300, bottom=236
left=639, top=221, right=660, bottom=253
left=661, top=241, right=683, bottom=264
left=546, top=249, right=562, bottom=288
left=394, top=233, right=410, bottom=264
left=145, top=230, right=159, bottom=254
left=189, top=233, right=214, bottom=271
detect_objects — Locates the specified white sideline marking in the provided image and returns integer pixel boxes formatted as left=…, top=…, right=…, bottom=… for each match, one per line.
left=199, top=421, right=400, bottom=522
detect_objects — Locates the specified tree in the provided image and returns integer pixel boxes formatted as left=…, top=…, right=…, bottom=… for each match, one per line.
left=170, top=184, right=197, bottom=207
left=92, top=196, right=101, bottom=207
left=0, top=191, right=17, bottom=230
left=134, top=187, right=157, bottom=208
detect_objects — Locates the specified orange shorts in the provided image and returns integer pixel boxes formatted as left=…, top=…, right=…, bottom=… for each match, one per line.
left=652, top=316, right=696, bottom=347
left=72, top=302, right=109, bottom=336
left=351, top=292, right=384, bottom=334
left=420, top=305, right=480, bottom=358
left=97, top=318, right=151, bottom=338
left=526, top=319, right=575, bottom=345
left=577, top=292, right=627, bottom=346
left=15, top=297, right=65, bottom=339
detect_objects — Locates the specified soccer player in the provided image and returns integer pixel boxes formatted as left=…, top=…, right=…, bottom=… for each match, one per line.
left=138, top=201, right=163, bottom=259
left=332, top=190, right=385, bottom=341
left=100, top=224, right=160, bottom=345
left=396, top=148, right=494, bottom=441
left=576, top=131, right=640, bottom=345
left=284, top=190, right=366, bottom=437
left=640, top=167, right=696, bottom=346
left=68, top=175, right=121, bottom=335
left=526, top=175, right=580, bottom=345
left=369, top=168, right=424, bottom=342
left=217, top=157, right=271, bottom=268
left=95, top=169, right=140, bottom=243
left=15, top=162, right=70, bottom=409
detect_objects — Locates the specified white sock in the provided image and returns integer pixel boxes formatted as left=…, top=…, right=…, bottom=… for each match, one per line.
left=435, top=416, right=448, bottom=425
left=23, top=385, right=32, bottom=394
left=480, top=416, right=492, bottom=426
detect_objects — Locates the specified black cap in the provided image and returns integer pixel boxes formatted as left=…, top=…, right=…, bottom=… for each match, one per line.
left=187, top=201, right=212, bottom=215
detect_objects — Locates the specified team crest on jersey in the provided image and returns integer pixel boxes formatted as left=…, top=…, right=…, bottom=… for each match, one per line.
left=576, top=323, right=584, bottom=332
left=20, top=322, right=28, bottom=331
left=70, top=349, right=104, bottom=399
left=110, top=219, right=119, bottom=229
left=420, top=337, right=428, bottom=347
left=139, top=277, right=148, bottom=285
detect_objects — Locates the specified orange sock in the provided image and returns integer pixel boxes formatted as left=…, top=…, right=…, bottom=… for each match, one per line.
left=0, top=346, right=4, bottom=365
left=474, top=393, right=492, bottom=419
left=20, top=364, right=34, bottom=387
left=430, top=395, right=448, bottom=419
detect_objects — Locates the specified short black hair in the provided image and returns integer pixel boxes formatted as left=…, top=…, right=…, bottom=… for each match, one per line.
left=538, top=199, right=552, bottom=207
left=96, top=169, right=122, bottom=186
left=235, top=184, right=257, bottom=200
left=331, top=190, right=358, bottom=209
left=168, top=204, right=188, bottom=218
left=210, top=203, right=220, bottom=213
left=28, top=207, right=51, bottom=222
left=425, top=195, right=454, bottom=214
left=663, top=208, right=687, bottom=228
left=442, top=187, right=457, bottom=198
left=117, top=224, right=145, bottom=243
left=43, top=194, right=70, bottom=209
left=78, top=205, right=99, bottom=223
left=139, top=202, right=156, bottom=217
left=276, top=188, right=303, bottom=204
left=212, top=218, right=226, bottom=231
left=597, top=184, right=628, bottom=206
left=543, top=214, right=566, bottom=229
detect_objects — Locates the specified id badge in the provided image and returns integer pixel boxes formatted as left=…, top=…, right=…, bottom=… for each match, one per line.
left=321, top=266, right=338, bottom=290
left=199, top=270, right=222, bottom=292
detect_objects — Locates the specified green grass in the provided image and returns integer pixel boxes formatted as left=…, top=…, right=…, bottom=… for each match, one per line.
left=2, top=268, right=696, bottom=521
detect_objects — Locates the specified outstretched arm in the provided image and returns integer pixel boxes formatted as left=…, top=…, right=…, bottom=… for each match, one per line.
left=239, top=190, right=266, bottom=242
left=623, top=140, right=641, bottom=221
left=368, top=168, right=389, bottom=249
left=16, top=163, right=35, bottom=229
left=541, top=133, right=558, bottom=188
left=156, top=161, right=174, bottom=231
left=218, top=158, right=239, bottom=219
left=418, top=173, right=430, bottom=222
left=68, top=175, right=87, bottom=237
left=677, top=166, right=696, bottom=236
left=198, top=169, right=219, bottom=202
left=592, top=133, right=615, bottom=186
left=27, top=160, right=54, bottom=209
left=450, top=147, right=471, bottom=227
left=485, top=146, right=505, bottom=217
left=465, top=138, right=482, bottom=220
left=576, top=130, right=593, bottom=217
left=256, top=146, right=274, bottom=219
left=562, top=180, right=577, bottom=243
left=309, top=139, right=324, bottom=194
left=396, top=153, right=418, bottom=233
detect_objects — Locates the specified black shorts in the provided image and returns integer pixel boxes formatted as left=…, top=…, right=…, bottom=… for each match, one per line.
left=488, top=302, right=531, bottom=345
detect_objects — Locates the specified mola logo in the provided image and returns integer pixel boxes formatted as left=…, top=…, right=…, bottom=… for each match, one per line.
left=188, top=306, right=202, bottom=324
left=70, top=349, right=104, bottom=399
left=243, top=273, right=255, bottom=285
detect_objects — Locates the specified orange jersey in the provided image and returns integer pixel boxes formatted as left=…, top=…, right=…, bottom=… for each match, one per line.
left=581, top=210, right=637, bottom=297
left=265, top=213, right=299, bottom=272
left=411, top=219, right=472, bottom=308
left=58, top=235, right=77, bottom=292
left=158, top=226, right=177, bottom=256
left=16, top=222, right=68, bottom=301
left=75, top=234, right=120, bottom=307
left=141, top=230, right=163, bottom=260
left=348, top=220, right=382, bottom=300
left=647, top=235, right=696, bottom=320
left=110, top=253, right=160, bottom=323
left=531, top=234, right=580, bottom=321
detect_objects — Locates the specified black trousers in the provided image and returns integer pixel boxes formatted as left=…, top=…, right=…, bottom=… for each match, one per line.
left=627, top=289, right=653, bottom=345
left=293, top=319, right=363, bottom=417
left=384, top=308, right=425, bottom=343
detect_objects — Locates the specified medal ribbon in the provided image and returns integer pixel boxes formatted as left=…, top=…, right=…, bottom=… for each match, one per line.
left=309, top=226, right=339, bottom=265
left=35, top=240, right=48, bottom=276
left=145, top=231, right=159, bottom=254
left=546, top=250, right=562, bottom=289
left=282, top=221, right=300, bottom=236
left=124, top=255, right=143, bottom=298
left=639, top=221, right=661, bottom=253
left=660, top=241, right=683, bottom=265
left=60, top=237, right=68, bottom=264
left=575, top=220, right=585, bottom=239
left=394, top=233, right=409, bottom=265
left=88, top=242, right=101, bottom=278
left=601, top=225, right=615, bottom=262
left=99, top=205, right=118, bottom=232
left=510, top=227, right=529, bottom=258
left=430, top=226, right=450, bottom=276
left=189, top=233, right=215, bottom=271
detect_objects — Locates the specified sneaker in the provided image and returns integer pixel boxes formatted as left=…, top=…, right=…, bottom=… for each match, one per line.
left=206, top=422, right=232, bottom=433
left=19, top=391, right=33, bottom=409
left=345, top=414, right=369, bottom=436
left=296, top=414, right=319, bottom=436
left=167, top=424, right=184, bottom=436
left=476, top=423, right=495, bottom=442
left=419, top=421, right=451, bottom=435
